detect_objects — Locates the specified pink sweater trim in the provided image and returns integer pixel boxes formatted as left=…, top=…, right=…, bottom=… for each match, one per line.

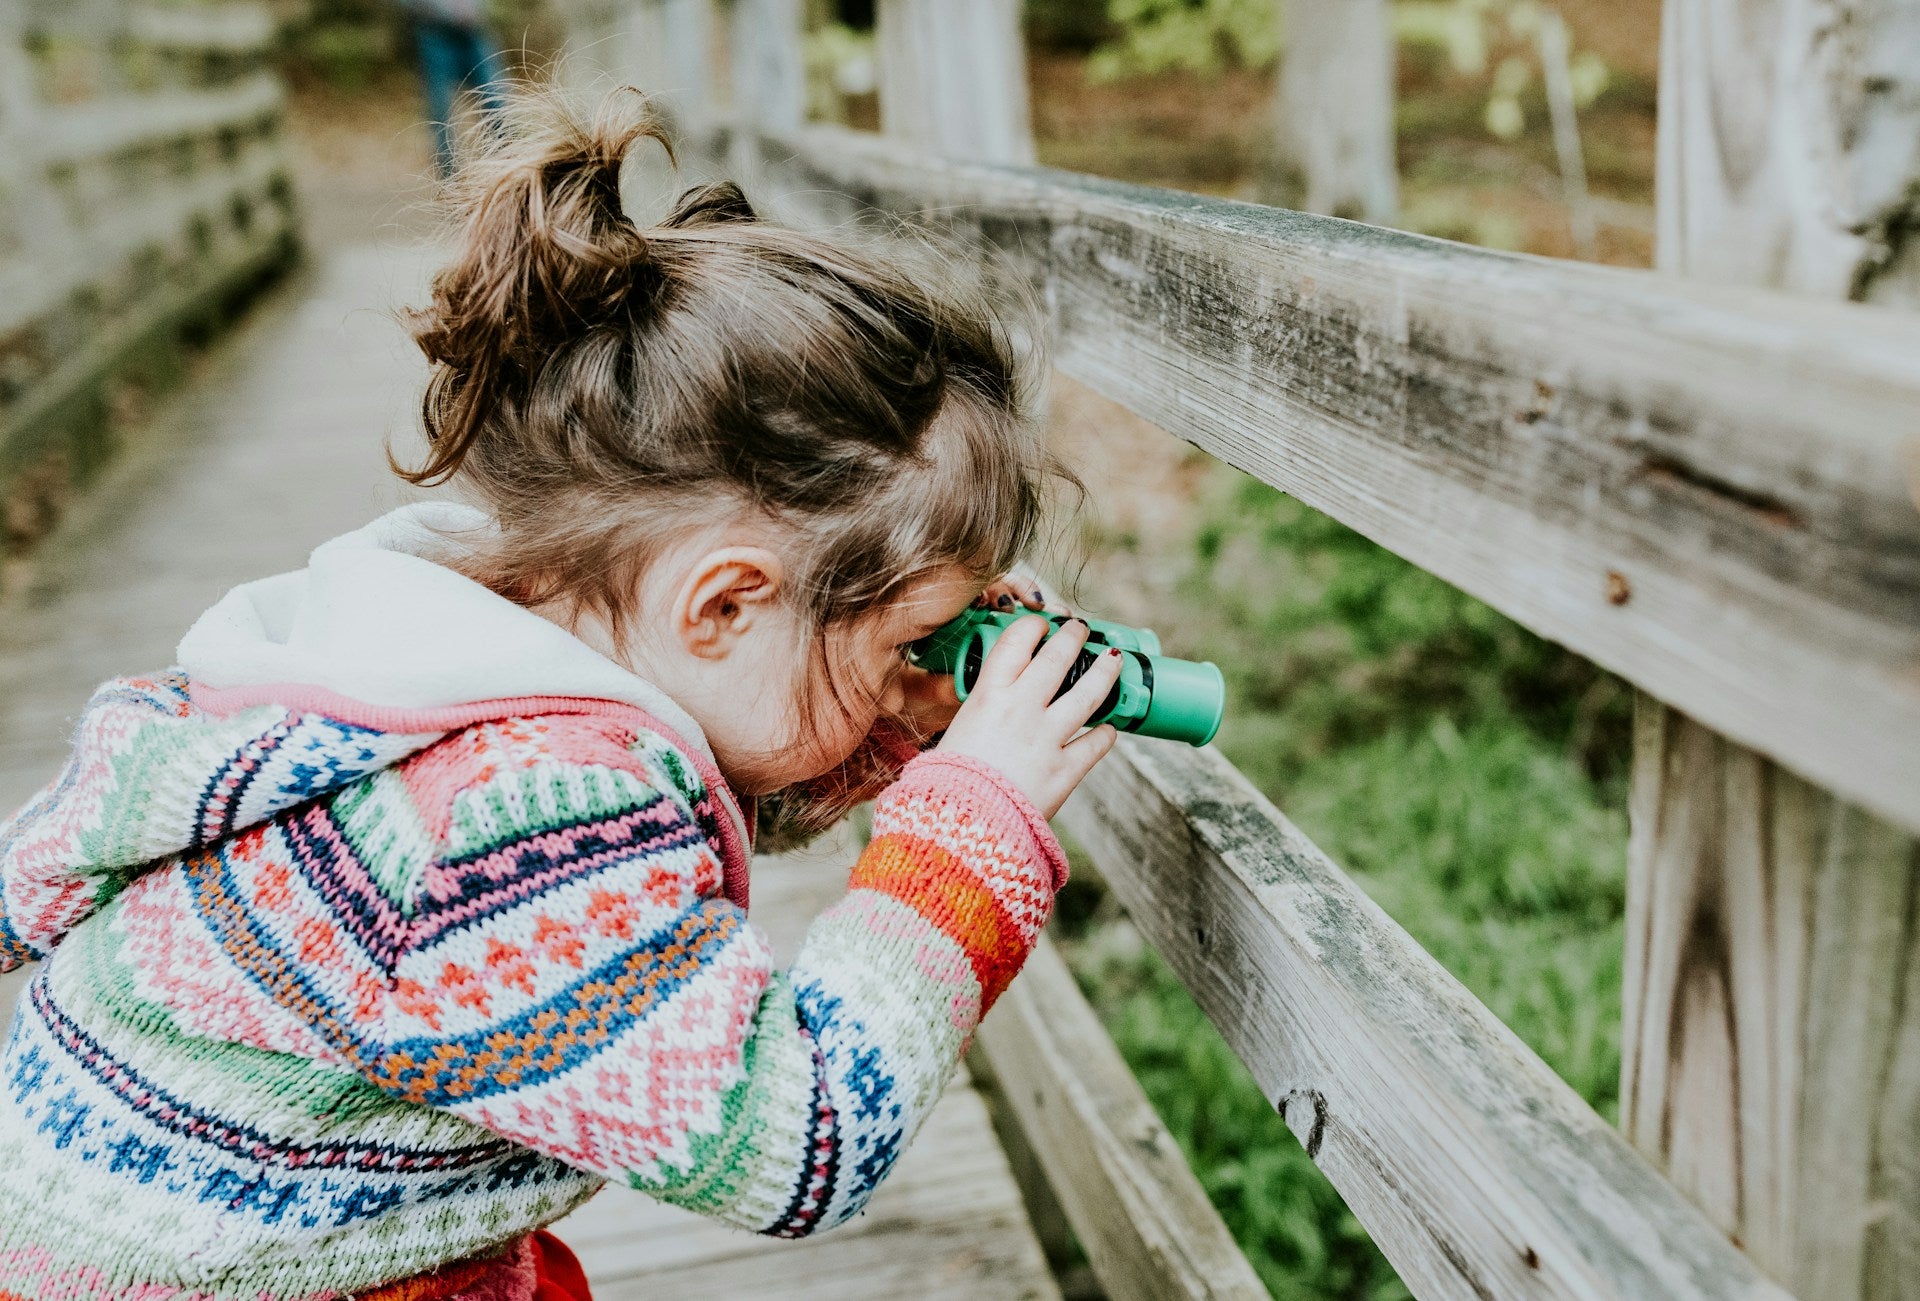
left=897, top=750, right=1071, bottom=891
left=188, top=680, right=754, bottom=910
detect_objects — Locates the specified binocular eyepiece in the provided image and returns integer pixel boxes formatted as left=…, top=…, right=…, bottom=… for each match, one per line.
left=908, top=608, right=1224, bottom=747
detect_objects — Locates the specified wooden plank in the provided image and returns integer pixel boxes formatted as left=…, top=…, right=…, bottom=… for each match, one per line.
left=37, top=73, right=283, bottom=166
left=590, top=1205, right=1056, bottom=1300
left=658, top=0, right=718, bottom=123
left=0, top=240, right=430, bottom=804
left=1264, top=0, right=1396, bottom=221
left=129, top=3, right=277, bottom=56
left=874, top=0, right=1032, bottom=165
left=1535, top=12, right=1597, bottom=261
left=718, top=121, right=1920, bottom=835
left=0, top=2, right=75, bottom=278
left=1621, top=2, right=1920, bottom=1295
left=0, top=142, right=290, bottom=338
left=551, top=0, right=668, bottom=99
left=1055, top=734, right=1791, bottom=1301
left=971, top=933, right=1267, bottom=1300
left=0, top=174, right=296, bottom=472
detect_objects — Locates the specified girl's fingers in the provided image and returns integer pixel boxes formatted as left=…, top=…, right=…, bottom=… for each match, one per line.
left=1014, top=618, right=1090, bottom=701
left=1048, top=644, right=1124, bottom=732
left=975, top=614, right=1050, bottom=688
left=978, top=571, right=1050, bottom=613
left=1060, top=723, right=1120, bottom=782
left=978, top=575, right=1047, bottom=612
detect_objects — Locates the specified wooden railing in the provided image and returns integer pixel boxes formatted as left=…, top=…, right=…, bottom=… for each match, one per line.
left=0, top=0, right=296, bottom=564
left=558, top=3, right=1920, bottom=1298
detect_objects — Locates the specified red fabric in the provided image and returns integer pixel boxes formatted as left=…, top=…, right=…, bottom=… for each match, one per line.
left=531, top=1231, right=593, bottom=1301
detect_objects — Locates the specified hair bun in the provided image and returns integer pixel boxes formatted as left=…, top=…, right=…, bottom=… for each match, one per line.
left=401, top=88, right=674, bottom=485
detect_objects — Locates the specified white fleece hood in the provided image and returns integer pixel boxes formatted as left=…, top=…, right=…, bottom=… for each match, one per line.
left=177, top=500, right=716, bottom=766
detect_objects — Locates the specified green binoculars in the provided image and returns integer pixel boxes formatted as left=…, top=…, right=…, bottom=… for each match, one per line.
left=909, top=608, right=1224, bottom=747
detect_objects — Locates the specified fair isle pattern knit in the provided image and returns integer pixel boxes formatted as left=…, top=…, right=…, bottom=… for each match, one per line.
left=0, top=670, right=1067, bottom=1301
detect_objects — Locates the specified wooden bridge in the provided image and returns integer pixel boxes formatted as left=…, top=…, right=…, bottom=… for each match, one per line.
left=3, top=1, right=1919, bottom=1298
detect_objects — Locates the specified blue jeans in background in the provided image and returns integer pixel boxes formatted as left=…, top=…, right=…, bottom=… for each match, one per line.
left=413, top=18, right=511, bottom=180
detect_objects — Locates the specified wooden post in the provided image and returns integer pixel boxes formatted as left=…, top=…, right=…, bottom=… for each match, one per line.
left=874, top=0, right=1033, bottom=165
left=1536, top=11, right=1597, bottom=261
left=1264, top=0, right=1397, bottom=222
left=659, top=0, right=718, bottom=122
left=729, top=0, right=806, bottom=134
left=1623, top=1, right=1920, bottom=1294
left=1653, top=0, right=1920, bottom=301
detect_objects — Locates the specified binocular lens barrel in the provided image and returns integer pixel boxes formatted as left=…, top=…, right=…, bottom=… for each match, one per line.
left=950, top=619, right=1223, bottom=747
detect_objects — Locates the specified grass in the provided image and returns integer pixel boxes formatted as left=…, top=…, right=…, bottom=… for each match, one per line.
left=1053, top=469, right=1631, bottom=1298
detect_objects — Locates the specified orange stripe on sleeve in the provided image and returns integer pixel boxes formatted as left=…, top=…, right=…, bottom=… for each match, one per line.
left=848, top=833, right=1030, bottom=1010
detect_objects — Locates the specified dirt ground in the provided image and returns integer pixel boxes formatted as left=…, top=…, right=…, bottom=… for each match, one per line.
left=280, top=67, right=448, bottom=250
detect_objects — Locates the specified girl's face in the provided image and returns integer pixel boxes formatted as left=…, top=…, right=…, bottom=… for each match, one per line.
left=736, top=564, right=983, bottom=793
left=544, top=548, right=982, bottom=798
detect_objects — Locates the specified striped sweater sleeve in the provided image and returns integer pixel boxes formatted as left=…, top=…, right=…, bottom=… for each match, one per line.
left=371, top=735, right=1067, bottom=1237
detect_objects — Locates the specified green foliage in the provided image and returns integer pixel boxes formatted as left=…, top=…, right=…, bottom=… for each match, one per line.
left=298, top=22, right=398, bottom=90
left=1070, top=932, right=1411, bottom=1300
left=1026, top=0, right=1117, bottom=53
left=1081, top=0, right=1614, bottom=152
left=1394, top=0, right=1611, bottom=140
left=1185, top=474, right=1629, bottom=796
left=1394, top=0, right=1494, bottom=75
left=803, top=23, right=878, bottom=122
left=1061, top=468, right=1631, bottom=1296
left=1394, top=191, right=1531, bottom=249
left=285, top=0, right=405, bottom=89
left=1086, top=0, right=1281, bottom=81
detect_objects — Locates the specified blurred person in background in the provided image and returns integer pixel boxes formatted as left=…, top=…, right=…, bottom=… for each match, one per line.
left=397, top=0, right=511, bottom=178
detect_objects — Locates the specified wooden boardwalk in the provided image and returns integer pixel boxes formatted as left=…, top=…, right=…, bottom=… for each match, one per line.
left=0, top=241, right=1058, bottom=1300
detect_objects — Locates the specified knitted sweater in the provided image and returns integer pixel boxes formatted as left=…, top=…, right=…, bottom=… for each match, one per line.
left=0, top=504, right=1068, bottom=1301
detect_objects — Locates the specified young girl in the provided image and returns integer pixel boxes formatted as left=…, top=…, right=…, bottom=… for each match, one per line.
left=0, top=94, right=1122, bottom=1300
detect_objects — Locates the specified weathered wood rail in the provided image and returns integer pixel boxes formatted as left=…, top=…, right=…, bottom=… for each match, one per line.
left=726, top=123, right=1920, bottom=838
left=544, top=1, right=1920, bottom=1297
left=0, top=0, right=296, bottom=568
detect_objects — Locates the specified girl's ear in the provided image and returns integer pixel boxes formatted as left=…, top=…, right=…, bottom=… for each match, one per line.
left=675, top=546, right=786, bottom=660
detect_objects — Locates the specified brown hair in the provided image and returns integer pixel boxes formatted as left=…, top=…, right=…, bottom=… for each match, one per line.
left=399, top=89, right=1070, bottom=829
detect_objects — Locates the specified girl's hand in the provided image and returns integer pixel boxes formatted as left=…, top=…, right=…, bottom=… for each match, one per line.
left=892, top=572, right=1064, bottom=745
left=936, top=616, right=1122, bottom=819
left=976, top=572, right=1067, bottom=617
